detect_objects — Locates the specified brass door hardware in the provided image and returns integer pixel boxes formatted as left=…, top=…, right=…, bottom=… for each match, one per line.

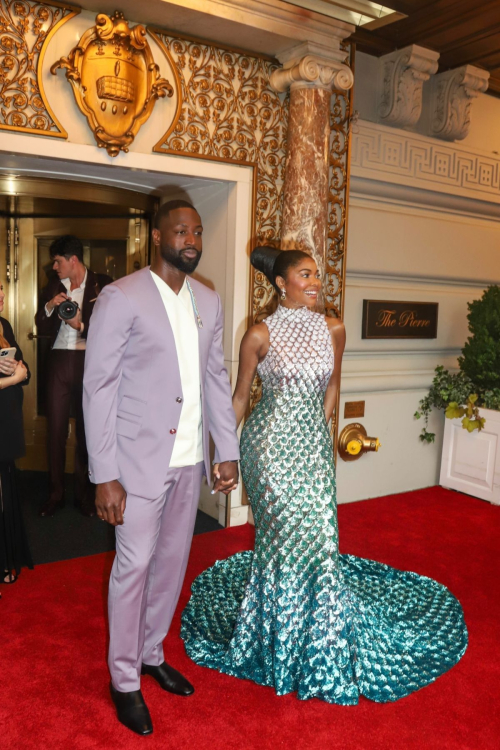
left=338, top=423, right=381, bottom=462
left=27, top=332, right=51, bottom=340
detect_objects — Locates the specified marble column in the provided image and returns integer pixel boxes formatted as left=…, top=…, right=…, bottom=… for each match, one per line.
left=271, top=42, right=354, bottom=277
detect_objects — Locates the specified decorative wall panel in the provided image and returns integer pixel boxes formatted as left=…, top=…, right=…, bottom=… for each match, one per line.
left=0, top=0, right=79, bottom=136
left=151, top=31, right=288, bottom=321
left=352, top=120, right=500, bottom=204
left=152, top=31, right=353, bottom=326
left=327, top=48, right=353, bottom=319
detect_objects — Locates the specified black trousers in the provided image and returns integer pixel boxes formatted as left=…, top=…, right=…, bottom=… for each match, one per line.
left=0, top=462, right=33, bottom=575
left=46, top=350, right=94, bottom=508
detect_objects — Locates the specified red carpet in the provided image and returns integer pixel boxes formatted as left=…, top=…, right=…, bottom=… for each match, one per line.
left=1, top=486, right=498, bottom=750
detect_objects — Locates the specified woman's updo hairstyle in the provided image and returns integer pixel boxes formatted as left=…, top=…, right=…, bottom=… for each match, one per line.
left=251, top=246, right=312, bottom=292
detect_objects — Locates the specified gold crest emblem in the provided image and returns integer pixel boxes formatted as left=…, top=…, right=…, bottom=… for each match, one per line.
left=51, top=11, right=174, bottom=156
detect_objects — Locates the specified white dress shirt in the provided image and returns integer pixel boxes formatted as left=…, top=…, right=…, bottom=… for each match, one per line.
left=45, top=270, right=87, bottom=351
left=150, top=271, right=203, bottom=467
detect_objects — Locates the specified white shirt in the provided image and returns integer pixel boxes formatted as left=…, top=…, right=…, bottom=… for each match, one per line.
left=45, top=270, right=87, bottom=351
left=150, top=271, right=203, bottom=467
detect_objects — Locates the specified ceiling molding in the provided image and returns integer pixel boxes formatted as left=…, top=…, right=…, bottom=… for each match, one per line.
left=349, top=0, right=500, bottom=96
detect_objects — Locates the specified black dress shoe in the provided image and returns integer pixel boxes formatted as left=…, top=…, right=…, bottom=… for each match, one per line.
left=109, top=683, right=153, bottom=736
left=39, top=501, right=64, bottom=517
left=141, top=661, right=194, bottom=696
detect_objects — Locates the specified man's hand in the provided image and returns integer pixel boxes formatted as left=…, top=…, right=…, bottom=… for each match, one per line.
left=96, top=480, right=127, bottom=526
left=213, top=461, right=239, bottom=495
left=47, top=292, right=69, bottom=313
left=64, top=307, right=83, bottom=331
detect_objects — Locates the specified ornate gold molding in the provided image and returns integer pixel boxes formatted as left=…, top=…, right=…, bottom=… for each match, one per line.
left=151, top=32, right=353, bottom=415
left=0, top=0, right=79, bottom=137
left=326, top=48, right=354, bottom=320
left=51, top=11, right=175, bottom=156
left=151, top=31, right=289, bottom=321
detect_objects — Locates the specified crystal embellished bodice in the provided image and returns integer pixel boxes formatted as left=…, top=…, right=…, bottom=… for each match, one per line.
left=181, top=304, right=468, bottom=705
left=257, top=304, right=333, bottom=395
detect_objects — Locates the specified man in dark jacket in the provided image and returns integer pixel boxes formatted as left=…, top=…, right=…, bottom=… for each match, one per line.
left=35, top=235, right=112, bottom=517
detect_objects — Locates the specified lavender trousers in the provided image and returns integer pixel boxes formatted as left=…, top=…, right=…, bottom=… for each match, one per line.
left=108, top=462, right=204, bottom=692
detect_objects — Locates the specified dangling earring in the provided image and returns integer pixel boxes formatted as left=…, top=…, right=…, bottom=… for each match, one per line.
left=281, top=288, right=286, bottom=300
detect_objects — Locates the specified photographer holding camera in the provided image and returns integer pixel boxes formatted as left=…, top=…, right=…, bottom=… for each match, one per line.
left=35, top=236, right=111, bottom=518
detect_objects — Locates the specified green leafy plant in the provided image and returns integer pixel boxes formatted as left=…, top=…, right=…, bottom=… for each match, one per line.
left=414, top=366, right=476, bottom=443
left=415, top=286, right=500, bottom=442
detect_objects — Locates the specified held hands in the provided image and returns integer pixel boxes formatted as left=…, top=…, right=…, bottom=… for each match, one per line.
left=212, top=461, right=239, bottom=495
left=96, top=480, right=127, bottom=526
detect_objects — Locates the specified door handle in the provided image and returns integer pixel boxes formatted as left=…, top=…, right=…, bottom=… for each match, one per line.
left=27, top=332, right=51, bottom=340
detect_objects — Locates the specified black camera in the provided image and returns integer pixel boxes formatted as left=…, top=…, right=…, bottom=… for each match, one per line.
left=58, top=299, right=79, bottom=321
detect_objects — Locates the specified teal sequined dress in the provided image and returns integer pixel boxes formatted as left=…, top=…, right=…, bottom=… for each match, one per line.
left=181, top=305, right=467, bottom=704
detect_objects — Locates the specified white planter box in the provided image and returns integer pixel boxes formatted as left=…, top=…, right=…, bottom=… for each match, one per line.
left=440, top=407, right=500, bottom=505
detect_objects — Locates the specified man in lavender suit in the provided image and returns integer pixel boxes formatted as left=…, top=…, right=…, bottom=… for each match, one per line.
left=83, top=200, right=240, bottom=736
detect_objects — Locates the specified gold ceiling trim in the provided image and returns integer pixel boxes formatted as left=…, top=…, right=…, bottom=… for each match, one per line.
left=0, top=0, right=80, bottom=137
left=0, top=174, right=157, bottom=211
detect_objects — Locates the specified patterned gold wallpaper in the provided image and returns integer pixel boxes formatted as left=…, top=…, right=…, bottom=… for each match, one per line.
left=0, top=0, right=79, bottom=136
left=0, top=5, right=353, bottom=326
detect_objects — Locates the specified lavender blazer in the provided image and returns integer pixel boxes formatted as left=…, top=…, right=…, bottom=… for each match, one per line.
left=82, top=267, right=240, bottom=499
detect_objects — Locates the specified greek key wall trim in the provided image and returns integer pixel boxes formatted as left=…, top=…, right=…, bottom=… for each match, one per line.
left=150, top=30, right=289, bottom=321
left=0, top=0, right=79, bottom=137
left=352, top=119, right=500, bottom=205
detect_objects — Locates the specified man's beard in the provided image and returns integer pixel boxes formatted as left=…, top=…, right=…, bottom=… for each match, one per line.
left=160, top=244, right=201, bottom=274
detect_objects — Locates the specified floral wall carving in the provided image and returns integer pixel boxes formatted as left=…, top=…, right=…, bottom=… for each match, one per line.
left=151, top=31, right=289, bottom=322
left=152, top=31, right=353, bottom=325
left=0, top=0, right=78, bottom=136
left=327, top=48, right=353, bottom=320
left=0, top=12, right=352, bottom=327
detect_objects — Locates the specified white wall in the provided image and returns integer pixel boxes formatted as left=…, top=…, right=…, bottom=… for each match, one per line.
left=162, top=182, right=251, bottom=524
left=337, top=53, right=500, bottom=503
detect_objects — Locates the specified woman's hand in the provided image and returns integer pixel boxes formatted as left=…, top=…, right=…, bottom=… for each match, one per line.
left=12, top=361, right=28, bottom=384
left=0, top=357, right=17, bottom=376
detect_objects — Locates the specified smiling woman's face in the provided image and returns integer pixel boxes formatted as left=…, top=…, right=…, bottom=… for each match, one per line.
left=276, top=257, right=321, bottom=308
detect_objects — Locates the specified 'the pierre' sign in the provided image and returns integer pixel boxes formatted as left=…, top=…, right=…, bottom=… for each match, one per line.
left=362, top=300, right=438, bottom=339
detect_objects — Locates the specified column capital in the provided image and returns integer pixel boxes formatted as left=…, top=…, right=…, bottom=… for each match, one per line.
left=270, top=41, right=353, bottom=93
left=378, top=44, right=440, bottom=128
left=429, top=64, right=490, bottom=141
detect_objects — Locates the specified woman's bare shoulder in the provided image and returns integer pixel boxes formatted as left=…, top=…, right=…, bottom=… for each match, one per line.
left=242, top=321, right=269, bottom=347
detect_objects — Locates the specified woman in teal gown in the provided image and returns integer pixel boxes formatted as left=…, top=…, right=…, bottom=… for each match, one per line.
left=181, top=248, right=467, bottom=704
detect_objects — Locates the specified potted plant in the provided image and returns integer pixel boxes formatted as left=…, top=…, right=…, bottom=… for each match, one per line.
left=414, top=285, right=500, bottom=504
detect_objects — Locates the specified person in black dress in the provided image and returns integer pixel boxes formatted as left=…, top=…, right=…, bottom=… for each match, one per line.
left=0, top=282, right=33, bottom=588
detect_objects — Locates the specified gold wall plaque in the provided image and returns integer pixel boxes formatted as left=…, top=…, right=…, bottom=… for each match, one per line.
left=344, top=401, right=365, bottom=419
left=51, top=10, right=175, bottom=156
